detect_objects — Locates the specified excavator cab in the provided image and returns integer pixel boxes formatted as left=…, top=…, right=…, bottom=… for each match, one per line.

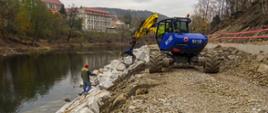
left=156, top=17, right=191, bottom=45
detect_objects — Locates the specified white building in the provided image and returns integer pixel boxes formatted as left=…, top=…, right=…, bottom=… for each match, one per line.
left=77, top=8, right=114, bottom=32
left=41, top=0, right=63, bottom=13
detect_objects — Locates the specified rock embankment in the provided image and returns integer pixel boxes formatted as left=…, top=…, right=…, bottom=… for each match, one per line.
left=56, top=46, right=150, bottom=113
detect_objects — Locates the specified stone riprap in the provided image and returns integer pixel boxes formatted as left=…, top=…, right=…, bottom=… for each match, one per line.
left=56, top=45, right=149, bottom=113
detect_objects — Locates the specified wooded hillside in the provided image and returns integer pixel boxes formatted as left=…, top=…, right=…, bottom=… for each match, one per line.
left=191, top=0, right=268, bottom=33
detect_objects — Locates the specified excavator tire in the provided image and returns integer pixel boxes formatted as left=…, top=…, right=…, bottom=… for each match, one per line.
left=149, top=50, right=166, bottom=73
left=203, top=51, right=220, bottom=73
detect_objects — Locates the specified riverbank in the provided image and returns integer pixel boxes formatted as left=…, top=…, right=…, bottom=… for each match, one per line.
left=0, top=41, right=128, bottom=57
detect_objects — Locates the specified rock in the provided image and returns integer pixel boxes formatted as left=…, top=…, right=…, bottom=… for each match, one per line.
left=135, top=88, right=149, bottom=95
left=98, top=75, right=114, bottom=89
left=99, top=68, right=104, bottom=73
left=257, top=63, right=268, bottom=74
left=129, top=105, right=136, bottom=109
left=64, top=98, right=71, bottom=102
left=57, top=88, right=110, bottom=113
left=256, top=55, right=266, bottom=62
left=78, top=107, right=93, bottom=113
left=112, top=93, right=127, bottom=107
left=92, top=69, right=100, bottom=75
left=134, top=46, right=150, bottom=63
left=135, top=74, right=145, bottom=78
left=116, top=62, right=126, bottom=71
left=91, top=77, right=99, bottom=86
left=123, top=56, right=134, bottom=65
left=258, top=110, right=268, bottom=113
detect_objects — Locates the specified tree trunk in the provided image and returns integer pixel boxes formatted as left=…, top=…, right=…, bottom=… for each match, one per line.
left=0, top=30, right=6, bottom=39
left=67, top=29, right=72, bottom=42
left=205, top=0, right=210, bottom=19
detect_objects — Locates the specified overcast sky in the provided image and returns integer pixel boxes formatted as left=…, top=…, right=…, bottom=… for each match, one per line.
left=60, top=0, right=197, bottom=17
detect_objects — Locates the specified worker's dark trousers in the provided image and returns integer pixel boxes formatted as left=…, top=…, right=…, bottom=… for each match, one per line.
left=83, top=81, right=91, bottom=93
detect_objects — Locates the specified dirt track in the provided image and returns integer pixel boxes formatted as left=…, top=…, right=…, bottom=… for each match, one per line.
left=101, top=44, right=268, bottom=113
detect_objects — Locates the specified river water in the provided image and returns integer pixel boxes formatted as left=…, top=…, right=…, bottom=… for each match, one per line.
left=0, top=49, right=120, bottom=113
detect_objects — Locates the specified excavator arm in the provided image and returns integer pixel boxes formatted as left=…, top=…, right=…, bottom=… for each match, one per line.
left=133, top=13, right=159, bottom=40
left=124, top=13, right=159, bottom=56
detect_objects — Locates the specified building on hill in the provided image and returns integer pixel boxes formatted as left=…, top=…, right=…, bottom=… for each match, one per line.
left=41, top=0, right=63, bottom=13
left=76, top=7, right=115, bottom=32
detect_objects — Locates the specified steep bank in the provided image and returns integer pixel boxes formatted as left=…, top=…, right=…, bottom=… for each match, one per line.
left=208, top=1, right=268, bottom=43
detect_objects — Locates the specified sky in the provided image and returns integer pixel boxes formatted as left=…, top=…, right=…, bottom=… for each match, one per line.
left=60, top=0, right=197, bottom=17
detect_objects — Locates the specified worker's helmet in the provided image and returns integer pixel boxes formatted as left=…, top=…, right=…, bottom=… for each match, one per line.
left=84, top=64, right=89, bottom=68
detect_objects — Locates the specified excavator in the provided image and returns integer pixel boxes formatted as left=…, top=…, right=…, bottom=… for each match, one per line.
left=124, top=13, right=220, bottom=73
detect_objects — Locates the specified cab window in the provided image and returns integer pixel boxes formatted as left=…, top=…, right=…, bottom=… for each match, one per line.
left=174, top=21, right=188, bottom=33
left=165, top=20, right=173, bottom=33
left=157, top=22, right=165, bottom=37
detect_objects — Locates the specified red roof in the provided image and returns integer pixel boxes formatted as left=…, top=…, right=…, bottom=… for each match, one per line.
left=41, top=0, right=62, bottom=5
left=65, top=7, right=114, bottom=17
left=84, top=8, right=113, bottom=17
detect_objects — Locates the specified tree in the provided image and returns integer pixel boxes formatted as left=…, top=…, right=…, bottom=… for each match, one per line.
left=0, top=0, right=19, bottom=39
left=16, top=0, right=32, bottom=38
left=66, top=7, right=82, bottom=42
left=59, top=4, right=66, bottom=16
left=210, top=15, right=221, bottom=31
left=30, top=0, right=52, bottom=44
left=190, top=15, right=209, bottom=33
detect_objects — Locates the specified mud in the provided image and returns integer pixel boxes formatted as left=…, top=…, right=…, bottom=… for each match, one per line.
left=100, top=45, right=268, bottom=113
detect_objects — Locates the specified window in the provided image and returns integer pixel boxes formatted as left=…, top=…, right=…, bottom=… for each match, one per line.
left=156, top=22, right=166, bottom=43
left=157, top=22, right=165, bottom=37
left=165, top=20, right=173, bottom=33
left=174, top=21, right=189, bottom=33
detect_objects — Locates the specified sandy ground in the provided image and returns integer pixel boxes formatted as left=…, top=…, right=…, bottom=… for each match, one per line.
left=101, top=44, right=268, bottom=113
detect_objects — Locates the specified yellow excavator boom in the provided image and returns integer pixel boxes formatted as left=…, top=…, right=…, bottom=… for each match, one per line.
left=133, top=13, right=159, bottom=40
left=123, top=13, right=159, bottom=57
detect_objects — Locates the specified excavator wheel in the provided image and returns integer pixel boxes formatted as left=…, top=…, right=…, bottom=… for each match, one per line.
left=203, top=51, right=220, bottom=73
left=148, top=50, right=167, bottom=73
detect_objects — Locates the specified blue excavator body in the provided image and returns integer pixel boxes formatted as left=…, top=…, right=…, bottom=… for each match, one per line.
left=156, top=18, right=208, bottom=57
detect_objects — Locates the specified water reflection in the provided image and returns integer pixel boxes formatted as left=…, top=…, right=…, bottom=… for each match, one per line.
left=0, top=51, right=119, bottom=113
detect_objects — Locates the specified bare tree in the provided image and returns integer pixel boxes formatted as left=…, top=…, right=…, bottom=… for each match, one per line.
left=67, top=6, right=78, bottom=42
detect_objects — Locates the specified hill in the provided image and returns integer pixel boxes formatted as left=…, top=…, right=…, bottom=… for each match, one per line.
left=98, top=7, right=168, bottom=28
left=213, top=1, right=268, bottom=33
left=191, top=0, right=268, bottom=43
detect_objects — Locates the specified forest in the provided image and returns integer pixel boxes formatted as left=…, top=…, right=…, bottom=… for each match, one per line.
left=0, top=0, right=77, bottom=44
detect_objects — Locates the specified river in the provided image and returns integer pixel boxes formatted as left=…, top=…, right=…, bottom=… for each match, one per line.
left=0, top=49, right=120, bottom=113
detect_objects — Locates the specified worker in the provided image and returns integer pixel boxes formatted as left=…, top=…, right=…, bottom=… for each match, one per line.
left=79, top=64, right=96, bottom=95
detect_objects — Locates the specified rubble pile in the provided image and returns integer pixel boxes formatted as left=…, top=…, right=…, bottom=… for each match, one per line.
left=228, top=53, right=268, bottom=86
left=56, top=46, right=150, bottom=113
left=203, top=45, right=268, bottom=86
left=202, top=45, right=252, bottom=71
